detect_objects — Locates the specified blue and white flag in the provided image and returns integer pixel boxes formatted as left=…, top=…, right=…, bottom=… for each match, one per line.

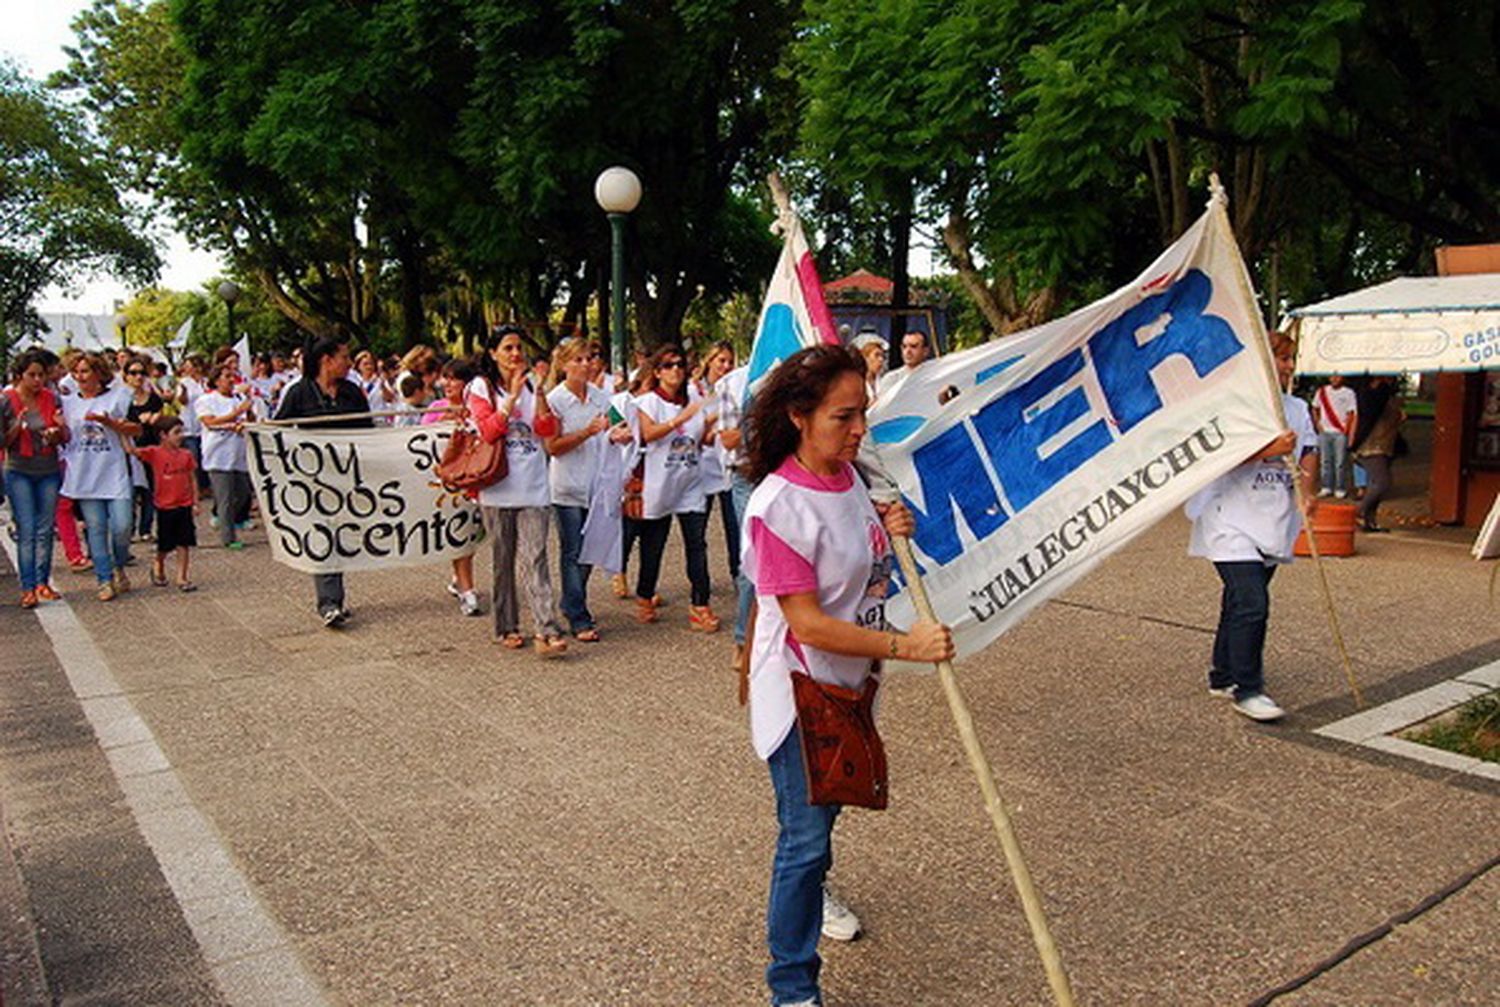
left=743, top=209, right=839, bottom=405
left=868, top=201, right=1285, bottom=658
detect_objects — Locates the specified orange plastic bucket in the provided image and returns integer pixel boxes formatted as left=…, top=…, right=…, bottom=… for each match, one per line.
left=1294, top=500, right=1357, bottom=557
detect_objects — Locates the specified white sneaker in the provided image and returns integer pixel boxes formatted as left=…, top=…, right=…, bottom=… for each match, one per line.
left=1317, top=488, right=1332, bottom=497
left=782, top=1001, right=819, bottom=1007
left=1334, top=490, right=1347, bottom=499
left=446, top=578, right=461, bottom=598
left=1207, top=684, right=1236, bottom=698
left=458, top=590, right=482, bottom=616
left=821, top=888, right=861, bottom=941
left=1234, top=693, right=1285, bottom=722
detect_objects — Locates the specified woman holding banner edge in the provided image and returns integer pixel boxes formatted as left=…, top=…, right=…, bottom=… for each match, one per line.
left=742, top=344, right=954, bottom=1007
left=1186, top=332, right=1317, bottom=722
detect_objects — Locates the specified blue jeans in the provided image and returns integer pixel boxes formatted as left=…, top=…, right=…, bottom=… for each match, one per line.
left=183, top=434, right=210, bottom=490
left=766, top=726, right=838, bottom=1005
left=731, top=473, right=755, bottom=644
left=1210, top=561, right=1277, bottom=699
left=711, top=488, right=741, bottom=580
left=553, top=504, right=594, bottom=633
left=1318, top=430, right=1349, bottom=494
left=5, top=469, right=61, bottom=591
left=76, top=496, right=133, bottom=584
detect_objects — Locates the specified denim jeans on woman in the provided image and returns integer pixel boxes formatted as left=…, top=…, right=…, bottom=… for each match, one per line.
left=76, top=496, right=133, bottom=584
left=766, top=725, right=838, bottom=1005
left=553, top=503, right=594, bottom=633
left=4, top=469, right=61, bottom=591
left=731, top=473, right=755, bottom=644
left=1210, top=560, right=1278, bottom=699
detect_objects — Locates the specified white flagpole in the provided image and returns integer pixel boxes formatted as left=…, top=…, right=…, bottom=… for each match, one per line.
left=891, top=536, right=1078, bottom=1007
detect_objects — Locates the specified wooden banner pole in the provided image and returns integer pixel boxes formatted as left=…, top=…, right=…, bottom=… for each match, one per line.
left=891, top=536, right=1077, bottom=1007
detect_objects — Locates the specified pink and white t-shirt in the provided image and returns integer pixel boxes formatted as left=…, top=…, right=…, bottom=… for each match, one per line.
left=742, top=457, right=895, bottom=760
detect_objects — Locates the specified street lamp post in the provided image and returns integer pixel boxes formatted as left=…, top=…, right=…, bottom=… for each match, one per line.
left=593, top=167, right=642, bottom=378
left=115, top=312, right=129, bottom=351
left=217, top=280, right=241, bottom=346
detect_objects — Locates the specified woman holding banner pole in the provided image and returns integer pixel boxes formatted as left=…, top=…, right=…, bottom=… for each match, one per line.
left=1186, top=332, right=1317, bottom=722
left=742, top=344, right=954, bottom=1007
left=273, top=336, right=372, bottom=627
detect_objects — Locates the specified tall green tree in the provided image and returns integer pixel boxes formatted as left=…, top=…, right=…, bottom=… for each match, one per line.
left=0, top=60, right=159, bottom=358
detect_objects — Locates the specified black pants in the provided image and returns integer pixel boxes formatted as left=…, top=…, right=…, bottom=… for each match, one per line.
left=629, top=510, right=711, bottom=606
left=1210, top=561, right=1277, bottom=699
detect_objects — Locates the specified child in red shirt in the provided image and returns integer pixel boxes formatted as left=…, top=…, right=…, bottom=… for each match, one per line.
left=130, top=416, right=199, bottom=590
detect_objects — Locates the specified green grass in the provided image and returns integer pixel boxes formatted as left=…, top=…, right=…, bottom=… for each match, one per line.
left=1403, top=691, right=1500, bottom=764
left=1404, top=399, right=1436, bottom=418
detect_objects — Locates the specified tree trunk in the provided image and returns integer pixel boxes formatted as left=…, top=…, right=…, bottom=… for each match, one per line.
left=253, top=267, right=338, bottom=339
left=888, top=180, right=912, bottom=370
left=942, top=211, right=1010, bottom=336
left=395, top=225, right=424, bottom=351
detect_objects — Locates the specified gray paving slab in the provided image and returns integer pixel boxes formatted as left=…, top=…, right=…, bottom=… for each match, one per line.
left=3, top=500, right=1496, bottom=1005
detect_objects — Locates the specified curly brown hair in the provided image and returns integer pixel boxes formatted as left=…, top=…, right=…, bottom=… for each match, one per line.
left=744, top=344, right=866, bottom=484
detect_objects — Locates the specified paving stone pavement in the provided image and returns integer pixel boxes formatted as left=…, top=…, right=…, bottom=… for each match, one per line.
left=1, top=501, right=1496, bottom=1006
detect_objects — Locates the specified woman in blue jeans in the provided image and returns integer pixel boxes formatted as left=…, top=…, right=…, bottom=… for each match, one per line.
left=59, top=352, right=142, bottom=601
left=544, top=339, right=622, bottom=641
left=1186, top=332, right=1317, bottom=722
left=741, top=346, right=953, bottom=1006
left=4, top=349, right=69, bottom=608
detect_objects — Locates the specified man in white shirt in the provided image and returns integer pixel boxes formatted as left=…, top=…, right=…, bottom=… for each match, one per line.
left=1312, top=374, right=1357, bottom=498
left=875, top=330, right=931, bottom=397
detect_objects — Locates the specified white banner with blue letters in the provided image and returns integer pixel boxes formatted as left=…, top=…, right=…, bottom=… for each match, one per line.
left=868, top=204, right=1284, bottom=658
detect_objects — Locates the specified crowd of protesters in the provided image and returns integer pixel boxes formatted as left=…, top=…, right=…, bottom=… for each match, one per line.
left=1, top=322, right=1420, bottom=1007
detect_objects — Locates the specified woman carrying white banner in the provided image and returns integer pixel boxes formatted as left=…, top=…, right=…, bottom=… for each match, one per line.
left=741, top=345, right=953, bottom=1007
left=467, top=326, right=568, bottom=658
left=1186, top=332, right=1318, bottom=722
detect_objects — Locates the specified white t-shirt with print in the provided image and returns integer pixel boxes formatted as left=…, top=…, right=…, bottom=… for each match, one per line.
left=742, top=459, right=893, bottom=759
left=1187, top=394, right=1317, bottom=564
left=60, top=387, right=133, bottom=500
left=466, top=376, right=550, bottom=509
left=547, top=382, right=612, bottom=508
left=195, top=391, right=250, bottom=472
left=178, top=376, right=205, bottom=436
left=633, top=390, right=708, bottom=519
left=1313, top=384, right=1357, bottom=435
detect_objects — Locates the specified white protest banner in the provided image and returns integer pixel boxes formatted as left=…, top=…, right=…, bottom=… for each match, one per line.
left=245, top=423, right=482, bottom=574
left=868, top=201, right=1285, bottom=658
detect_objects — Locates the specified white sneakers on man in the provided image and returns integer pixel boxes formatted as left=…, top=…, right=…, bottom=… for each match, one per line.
left=821, top=888, right=862, bottom=941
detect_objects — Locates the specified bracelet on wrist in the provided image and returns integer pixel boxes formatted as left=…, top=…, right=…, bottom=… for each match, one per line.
left=888, top=633, right=900, bottom=659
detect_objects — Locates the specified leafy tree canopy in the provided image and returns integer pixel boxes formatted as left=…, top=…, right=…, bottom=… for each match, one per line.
left=0, top=59, right=159, bottom=358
